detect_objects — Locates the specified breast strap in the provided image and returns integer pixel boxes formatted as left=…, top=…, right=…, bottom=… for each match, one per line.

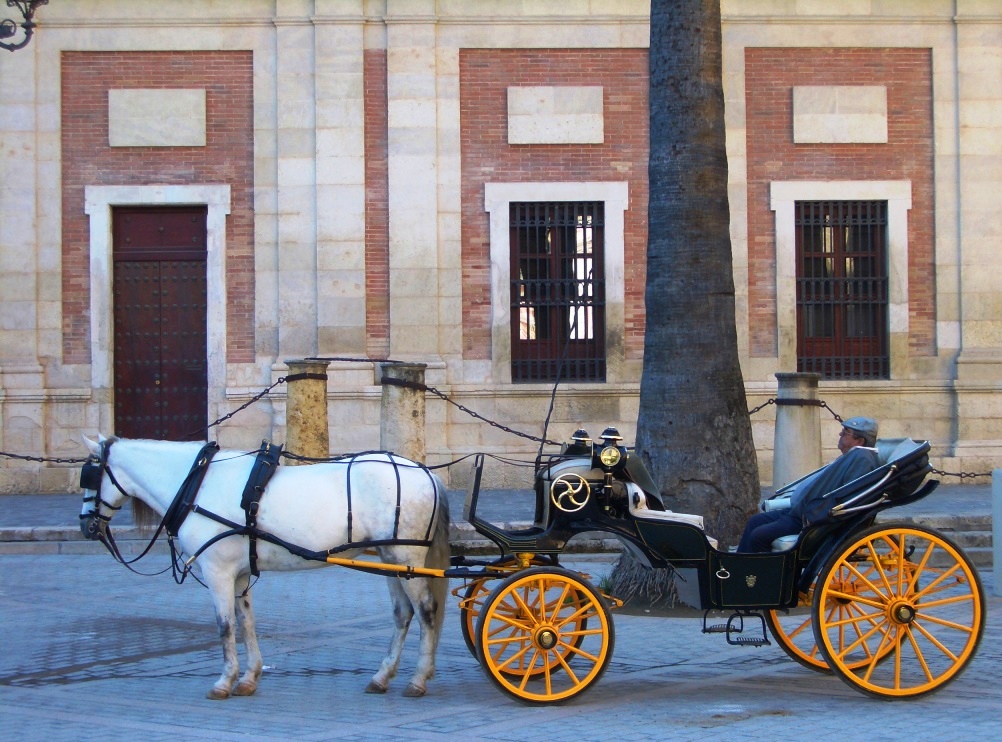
left=163, top=442, right=221, bottom=538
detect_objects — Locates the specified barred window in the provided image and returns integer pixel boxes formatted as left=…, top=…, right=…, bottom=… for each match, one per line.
left=796, top=200, right=889, bottom=379
left=509, top=202, right=606, bottom=382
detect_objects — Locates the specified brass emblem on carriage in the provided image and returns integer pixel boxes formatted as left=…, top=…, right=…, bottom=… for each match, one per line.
left=550, top=473, right=591, bottom=513
left=745, top=574, right=757, bottom=588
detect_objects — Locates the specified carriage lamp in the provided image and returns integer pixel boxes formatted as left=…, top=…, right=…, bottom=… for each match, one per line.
left=564, top=428, right=593, bottom=456
left=0, top=1, right=48, bottom=52
left=599, top=426, right=623, bottom=444
left=597, top=427, right=625, bottom=468
left=598, top=445, right=622, bottom=468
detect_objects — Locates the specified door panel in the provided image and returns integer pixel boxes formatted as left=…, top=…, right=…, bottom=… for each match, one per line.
left=112, top=207, right=208, bottom=441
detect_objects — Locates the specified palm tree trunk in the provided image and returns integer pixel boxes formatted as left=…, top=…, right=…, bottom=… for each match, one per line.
left=636, top=0, right=760, bottom=549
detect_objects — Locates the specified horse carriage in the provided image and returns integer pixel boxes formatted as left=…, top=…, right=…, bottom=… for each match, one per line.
left=78, top=427, right=984, bottom=705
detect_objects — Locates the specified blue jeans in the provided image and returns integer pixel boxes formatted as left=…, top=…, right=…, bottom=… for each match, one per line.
left=736, top=510, right=801, bottom=553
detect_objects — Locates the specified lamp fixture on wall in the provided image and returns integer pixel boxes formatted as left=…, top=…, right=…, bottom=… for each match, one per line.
left=1, top=1, right=48, bottom=52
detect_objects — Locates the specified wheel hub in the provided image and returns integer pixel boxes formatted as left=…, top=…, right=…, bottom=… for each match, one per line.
left=534, top=625, right=559, bottom=650
left=888, top=599, right=916, bottom=624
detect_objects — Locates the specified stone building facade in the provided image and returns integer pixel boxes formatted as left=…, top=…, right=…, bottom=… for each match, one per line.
left=1, top=0, right=1001, bottom=492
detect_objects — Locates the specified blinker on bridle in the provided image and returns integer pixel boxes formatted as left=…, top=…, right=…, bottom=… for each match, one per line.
left=79, top=439, right=126, bottom=539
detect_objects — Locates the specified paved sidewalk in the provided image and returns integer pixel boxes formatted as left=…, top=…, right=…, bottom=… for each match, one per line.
left=0, top=552, right=999, bottom=741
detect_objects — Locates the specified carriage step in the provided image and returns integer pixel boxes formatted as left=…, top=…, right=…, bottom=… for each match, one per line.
left=702, top=611, right=770, bottom=647
left=729, top=635, right=771, bottom=647
left=703, top=623, right=732, bottom=634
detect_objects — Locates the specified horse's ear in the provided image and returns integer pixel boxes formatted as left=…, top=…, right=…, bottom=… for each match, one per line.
left=83, top=436, right=101, bottom=455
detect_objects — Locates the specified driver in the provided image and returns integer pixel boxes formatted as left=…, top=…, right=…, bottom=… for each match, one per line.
left=736, top=416, right=880, bottom=553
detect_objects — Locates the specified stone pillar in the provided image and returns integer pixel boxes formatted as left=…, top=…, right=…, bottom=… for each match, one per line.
left=379, top=362, right=427, bottom=463
left=773, top=372, right=822, bottom=490
left=994, top=470, right=1002, bottom=596
left=284, top=359, right=330, bottom=464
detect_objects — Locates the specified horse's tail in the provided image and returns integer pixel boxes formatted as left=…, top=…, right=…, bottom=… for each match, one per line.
left=425, top=475, right=452, bottom=630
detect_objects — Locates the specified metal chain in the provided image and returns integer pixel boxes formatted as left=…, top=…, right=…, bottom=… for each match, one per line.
left=0, top=450, right=87, bottom=464
left=746, top=398, right=775, bottom=416
left=194, top=378, right=286, bottom=437
left=425, top=385, right=562, bottom=446
left=930, top=467, right=992, bottom=480
left=382, top=377, right=561, bottom=446
left=1, top=376, right=995, bottom=480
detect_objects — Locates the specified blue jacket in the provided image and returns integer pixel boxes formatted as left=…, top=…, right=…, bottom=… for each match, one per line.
left=788, top=446, right=880, bottom=523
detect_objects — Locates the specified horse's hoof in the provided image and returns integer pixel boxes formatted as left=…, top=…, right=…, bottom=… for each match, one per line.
left=403, top=683, right=426, bottom=698
left=365, top=680, right=388, bottom=694
left=206, top=688, right=230, bottom=700
left=232, top=682, right=257, bottom=696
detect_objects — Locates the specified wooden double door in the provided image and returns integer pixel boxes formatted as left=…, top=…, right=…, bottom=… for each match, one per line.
left=112, top=206, right=208, bottom=441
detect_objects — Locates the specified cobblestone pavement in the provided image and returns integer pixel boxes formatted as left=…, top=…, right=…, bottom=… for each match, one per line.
left=1, top=553, right=999, bottom=741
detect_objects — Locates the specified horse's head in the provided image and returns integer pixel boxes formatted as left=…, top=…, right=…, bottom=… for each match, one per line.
left=79, top=434, right=127, bottom=541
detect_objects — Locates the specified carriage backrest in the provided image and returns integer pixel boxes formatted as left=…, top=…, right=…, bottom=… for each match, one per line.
left=770, top=438, right=932, bottom=551
left=876, top=437, right=923, bottom=466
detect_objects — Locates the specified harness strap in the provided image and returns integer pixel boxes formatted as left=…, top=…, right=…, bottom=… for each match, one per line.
left=240, top=440, right=284, bottom=577
left=183, top=504, right=434, bottom=567
left=163, top=442, right=221, bottom=537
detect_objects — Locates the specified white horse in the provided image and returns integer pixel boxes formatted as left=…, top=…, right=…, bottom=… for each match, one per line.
left=79, top=435, right=451, bottom=700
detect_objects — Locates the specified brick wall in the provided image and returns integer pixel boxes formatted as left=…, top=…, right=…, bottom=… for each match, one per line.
left=61, top=51, right=255, bottom=364
left=364, top=49, right=390, bottom=358
left=744, top=47, right=935, bottom=358
left=459, top=49, right=649, bottom=362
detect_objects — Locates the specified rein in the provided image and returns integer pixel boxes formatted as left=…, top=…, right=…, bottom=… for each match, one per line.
left=80, top=439, right=168, bottom=574
left=80, top=439, right=220, bottom=577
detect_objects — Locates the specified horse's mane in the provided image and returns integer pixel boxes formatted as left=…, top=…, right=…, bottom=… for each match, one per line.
left=132, top=499, right=160, bottom=532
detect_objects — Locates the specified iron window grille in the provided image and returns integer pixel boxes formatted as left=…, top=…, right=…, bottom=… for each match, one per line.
left=509, top=201, right=606, bottom=382
left=795, top=200, right=889, bottom=380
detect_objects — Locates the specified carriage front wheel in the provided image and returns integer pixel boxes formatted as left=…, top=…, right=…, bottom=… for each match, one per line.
left=474, top=566, right=614, bottom=704
left=812, top=522, right=984, bottom=698
left=459, top=555, right=558, bottom=660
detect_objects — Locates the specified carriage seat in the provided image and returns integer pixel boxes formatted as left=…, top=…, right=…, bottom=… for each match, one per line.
left=629, top=487, right=719, bottom=549
left=767, top=437, right=925, bottom=552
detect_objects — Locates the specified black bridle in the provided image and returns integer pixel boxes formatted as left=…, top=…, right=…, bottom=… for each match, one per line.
left=78, top=438, right=170, bottom=572
left=79, top=438, right=126, bottom=541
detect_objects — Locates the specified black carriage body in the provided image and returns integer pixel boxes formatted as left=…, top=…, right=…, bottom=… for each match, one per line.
left=464, top=438, right=938, bottom=612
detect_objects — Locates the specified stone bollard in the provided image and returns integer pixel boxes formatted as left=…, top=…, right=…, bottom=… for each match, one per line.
left=284, top=359, right=331, bottom=464
left=772, top=372, right=822, bottom=490
left=994, top=470, right=1001, bottom=596
left=379, top=362, right=427, bottom=463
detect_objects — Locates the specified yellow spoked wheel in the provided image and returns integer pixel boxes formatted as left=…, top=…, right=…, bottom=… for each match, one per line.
left=475, top=567, right=614, bottom=704
left=457, top=555, right=557, bottom=661
left=813, top=522, right=984, bottom=698
left=766, top=592, right=829, bottom=672
left=767, top=560, right=895, bottom=673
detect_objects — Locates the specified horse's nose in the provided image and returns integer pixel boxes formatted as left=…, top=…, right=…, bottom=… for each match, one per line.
left=80, top=515, right=103, bottom=540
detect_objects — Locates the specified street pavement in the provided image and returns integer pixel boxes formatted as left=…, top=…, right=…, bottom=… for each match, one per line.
left=0, top=483, right=999, bottom=740
left=1, top=551, right=1000, bottom=742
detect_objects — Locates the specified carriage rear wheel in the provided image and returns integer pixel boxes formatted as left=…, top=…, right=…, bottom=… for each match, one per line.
left=812, top=522, right=984, bottom=698
left=767, top=557, right=896, bottom=674
left=475, top=567, right=614, bottom=704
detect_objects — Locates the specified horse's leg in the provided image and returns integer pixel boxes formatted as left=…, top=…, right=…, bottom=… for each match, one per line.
left=231, top=576, right=263, bottom=696
left=205, top=568, right=241, bottom=700
left=397, top=575, right=445, bottom=697
left=365, top=575, right=413, bottom=694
